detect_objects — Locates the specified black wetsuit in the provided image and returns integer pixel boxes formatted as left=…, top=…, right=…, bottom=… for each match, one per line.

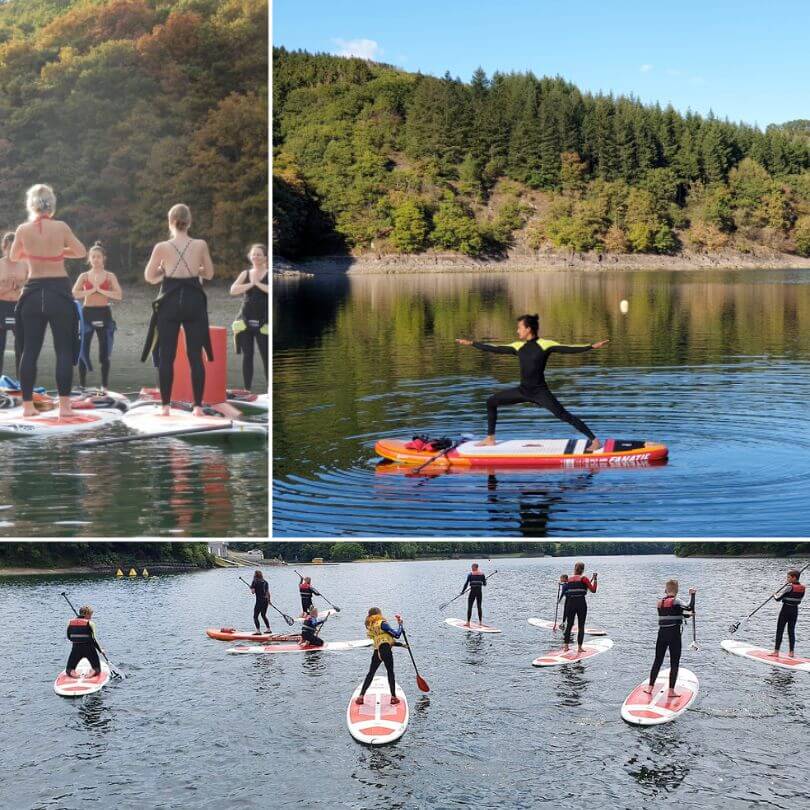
left=472, top=338, right=595, bottom=439
left=0, top=300, right=20, bottom=377
left=235, top=272, right=268, bottom=390
left=301, top=616, right=326, bottom=647
left=775, top=582, right=805, bottom=653
left=463, top=572, right=487, bottom=623
left=251, top=578, right=271, bottom=631
left=360, top=621, right=404, bottom=697
left=78, top=305, right=115, bottom=389
left=649, top=593, right=695, bottom=689
left=65, top=617, right=102, bottom=676
left=560, top=575, right=597, bottom=647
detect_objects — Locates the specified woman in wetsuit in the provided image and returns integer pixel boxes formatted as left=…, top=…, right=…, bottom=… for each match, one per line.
left=66, top=605, right=104, bottom=678
left=10, top=184, right=87, bottom=417
left=249, top=569, right=271, bottom=634
left=301, top=607, right=327, bottom=647
left=230, top=244, right=268, bottom=391
left=456, top=314, right=609, bottom=451
left=356, top=608, right=404, bottom=704
left=773, top=568, right=805, bottom=658
left=72, top=242, right=122, bottom=392
left=461, top=563, right=487, bottom=626
left=559, top=562, right=598, bottom=652
left=143, top=204, right=214, bottom=417
left=645, top=580, right=696, bottom=698
left=0, top=232, right=26, bottom=377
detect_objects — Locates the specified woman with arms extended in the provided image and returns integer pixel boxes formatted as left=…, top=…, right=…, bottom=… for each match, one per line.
left=0, top=232, right=26, bottom=377
left=72, top=242, right=122, bottom=393
left=10, top=184, right=86, bottom=417
left=456, top=313, right=608, bottom=451
left=230, top=244, right=268, bottom=392
left=142, top=204, right=214, bottom=417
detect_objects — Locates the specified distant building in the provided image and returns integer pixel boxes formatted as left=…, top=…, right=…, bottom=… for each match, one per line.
left=208, top=542, right=229, bottom=557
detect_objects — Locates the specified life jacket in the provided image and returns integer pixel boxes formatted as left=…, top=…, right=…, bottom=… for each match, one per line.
left=467, top=572, right=486, bottom=590
left=564, top=574, right=589, bottom=600
left=299, top=582, right=314, bottom=601
left=657, top=594, right=687, bottom=628
left=67, top=617, right=94, bottom=643
left=366, top=615, right=395, bottom=649
left=782, top=582, right=805, bottom=606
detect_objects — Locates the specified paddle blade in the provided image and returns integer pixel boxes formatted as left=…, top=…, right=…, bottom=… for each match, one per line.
left=729, top=622, right=740, bottom=634
left=416, top=674, right=430, bottom=693
left=284, top=615, right=295, bottom=626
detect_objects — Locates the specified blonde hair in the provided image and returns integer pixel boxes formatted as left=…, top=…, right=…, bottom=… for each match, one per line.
left=168, top=204, right=191, bottom=232
left=665, top=579, right=679, bottom=594
left=365, top=607, right=382, bottom=628
left=2, top=232, right=14, bottom=251
left=79, top=605, right=93, bottom=617
left=26, top=184, right=56, bottom=219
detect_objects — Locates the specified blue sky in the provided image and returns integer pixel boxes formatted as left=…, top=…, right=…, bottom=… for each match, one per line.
left=273, top=0, right=809, bottom=128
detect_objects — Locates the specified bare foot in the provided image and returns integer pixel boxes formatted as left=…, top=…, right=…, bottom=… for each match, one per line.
left=577, top=647, right=585, bottom=654
left=59, top=406, right=74, bottom=418
left=192, top=406, right=205, bottom=417
left=463, top=622, right=471, bottom=627
left=159, top=405, right=171, bottom=416
left=587, top=438, right=602, bottom=452
left=788, top=651, right=795, bottom=658
left=667, top=690, right=681, bottom=699
left=22, top=405, right=37, bottom=418
left=642, top=685, right=654, bottom=694
left=477, top=436, right=497, bottom=446
left=562, top=645, right=570, bottom=652
left=770, top=650, right=780, bottom=657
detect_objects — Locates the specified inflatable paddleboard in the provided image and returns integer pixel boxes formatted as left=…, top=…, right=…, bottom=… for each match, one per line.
left=205, top=628, right=300, bottom=642
left=226, top=639, right=372, bottom=654
left=528, top=617, right=607, bottom=636
left=444, top=618, right=501, bottom=633
left=721, top=639, right=810, bottom=672
left=0, top=407, right=121, bottom=437
left=375, top=437, right=668, bottom=469
left=54, top=659, right=111, bottom=697
left=621, top=668, right=699, bottom=726
left=123, top=405, right=267, bottom=442
left=293, top=609, right=338, bottom=622
left=347, top=675, right=409, bottom=745
left=226, top=390, right=269, bottom=414
left=532, top=637, right=613, bottom=667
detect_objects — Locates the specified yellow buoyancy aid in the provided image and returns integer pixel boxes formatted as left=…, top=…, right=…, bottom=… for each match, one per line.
left=365, top=614, right=395, bottom=649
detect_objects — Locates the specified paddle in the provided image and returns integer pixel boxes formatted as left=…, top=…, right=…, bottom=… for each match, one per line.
left=438, top=570, right=499, bottom=611
left=552, top=582, right=562, bottom=632
left=690, top=595, right=699, bottom=651
left=238, top=576, right=295, bottom=626
left=61, top=592, right=124, bottom=679
left=294, top=570, right=341, bottom=612
left=399, top=622, right=430, bottom=692
left=74, top=422, right=233, bottom=448
left=413, top=434, right=473, bottom=474
left=729, top=562, right=809, bottom=634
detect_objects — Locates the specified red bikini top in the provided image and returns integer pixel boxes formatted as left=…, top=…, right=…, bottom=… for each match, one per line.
left=82, top=274, right=112, bottom=291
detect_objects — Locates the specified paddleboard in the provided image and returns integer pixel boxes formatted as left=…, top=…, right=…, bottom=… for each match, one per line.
left=122, top=405, right=267, bottom=442
left=294, top=609, right=338, bottom=622
left=347, top=675, right=409, bottom=745
left=375, top=437, right=667, bottom=469
left=205, top=628, right=300, bottom=642
left=721, top=639, right=810, bottom=672
left=444, top=618, right=501, bottom=633
left=54, top=659, right=111, bottom=697
left=0, top=407, right=121, bottom=437
left=532, top=637, right=613, bottom=667
left=527, top=617, right=607, bottom=636
left=226, top=390, right=269, bottom=414
left=226, top=639, right=372, bottom=654
left=621, top=668, right=699, bottom=726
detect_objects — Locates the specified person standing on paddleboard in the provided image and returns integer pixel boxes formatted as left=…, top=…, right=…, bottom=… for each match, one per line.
left=10, top=184, right=87, bottom=418
left=142, top=204, right=214, bottom=418
left=72, top=242, right=122, bottom=393
left=645, top=580, right=696, bottom=699
left=300, top=607, right=327, bottom=647
left=249, top=570, right=272, bottom=634
left=456, top=314, right=608, bottom=451
left=461, top=563, right=488, bottom=626
left=560, top=562, right=597, bottom=652
left=65, top=605, right=105, bottom=678
left=772, top=568, right=805, bottom=658
left=230, top=244, right=268, bottom=392
left=356, top=608, right=405, bottom=705
left=298, top=575, right=321, bottom=617
left=0, top=232, right=26, bottom=378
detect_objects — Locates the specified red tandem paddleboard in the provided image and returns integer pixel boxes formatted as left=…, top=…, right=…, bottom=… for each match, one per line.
left=532, top=637, right=613, bottom=667
left=294, top=609, right=338, bottom=623
left=721, top=640, right=810, bottom=672
left=347, top=675, right=409, bottom=745
left=123, top=404, right=267, bottom=442
left=620, top=668, right=699, bottom=726
left=375, top=437, right=668, bottom=470
left=444, top=618, right=501, bottom=633
left=226, top=639, right=372, bottom=654
left=205, top=628, right=301, bottom=642
left=527, top=617, right=607, bottom=637
left=0, top=407, right=121, bottom=437
left=54, top=659, right=111, bottom=697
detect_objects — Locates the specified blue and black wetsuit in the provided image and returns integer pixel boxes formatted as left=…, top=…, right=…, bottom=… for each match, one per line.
left=649, top=593, right=695, bottom=689
left=775, top=582, right=805, bottom=653
left=472, top=338, right=595, bottom=439
left=301, top=615, right=326, bottom=647
left=463, top=571, right=487, bottom=623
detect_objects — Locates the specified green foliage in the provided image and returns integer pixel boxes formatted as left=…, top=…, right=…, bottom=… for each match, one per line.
left=329, top=542, right=365, bottom=561
left=431, top=198, right=484, bottom=255
left=795, top=216, right=810, bottom=256
left=390, top=199, right=430, bottom=253
left=0, top=542, right=213, bottom=567
left=701, top=185, right=736, bottom=232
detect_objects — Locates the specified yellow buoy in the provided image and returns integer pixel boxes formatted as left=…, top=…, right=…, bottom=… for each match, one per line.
left=115, top=568, right=124, bottom=577
left=312, top=557, right=323, bottom=565
left=142, top=568, right=149, bottom=578
left=128, top=568, right=137, bottom=577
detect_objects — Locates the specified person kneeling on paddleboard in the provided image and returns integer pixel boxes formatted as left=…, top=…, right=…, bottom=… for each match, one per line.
left=560, top=562, right=597, bottom=652
left=66, top=605, right=104, bottom=678
left=298, top=575, right=321, bottom=617
left=356, top=608, right=405, bottom=705
left=300, top=607, right=327, bottom=647
left=455, top=314, right=609, bottom=451
left=773, top=568, right=805, bottom=659
left=462, top=563, right=487, bottom=626
left=645, top=580, right=696, bottom=699
left=249, top=570, right=271, bottom=634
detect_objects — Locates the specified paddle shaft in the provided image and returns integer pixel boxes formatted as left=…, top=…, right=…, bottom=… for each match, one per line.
left=553, top=582, right=562, bottom=631
left=60, top=592, right=122, bottom=677
left=400, top=625, right=430, bottom=692
left=238, top=576, right=295, bottom=626
left=294, top=570, right=340, bottom=611
left=414, top=437, right=466, bottom=474
left=74, top=422, right=233, bottom=448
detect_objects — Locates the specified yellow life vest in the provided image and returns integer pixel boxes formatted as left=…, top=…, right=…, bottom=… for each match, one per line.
left=366, top=615, right=394, bottom=649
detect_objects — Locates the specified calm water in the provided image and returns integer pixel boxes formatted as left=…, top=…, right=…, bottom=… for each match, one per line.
left=273, top=268, right=810, bottom=536
left=0, top=283, right=267, bottom=537
left=2, top=556, right=807, bottom=809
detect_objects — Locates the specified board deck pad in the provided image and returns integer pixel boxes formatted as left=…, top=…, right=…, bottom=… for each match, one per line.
left=54, top=659, right=111, bottom=696
left=347, top=675, right=409, bottom=745
left=444, top=618, right=501, bottom=633
left=721, top=640, right=810, bottom=672
left=0, top=407, right=121, bottom=437
left=527, top=617, right=607, bottom=636
left=226, top=639, right=372, bottom=654
left=621, top=668, right=699, bottom=725
left=532, top=637, right=613, bottom=667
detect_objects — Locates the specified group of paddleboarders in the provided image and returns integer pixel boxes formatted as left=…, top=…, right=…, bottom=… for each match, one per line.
left=0, top=184, right=268, bottom=418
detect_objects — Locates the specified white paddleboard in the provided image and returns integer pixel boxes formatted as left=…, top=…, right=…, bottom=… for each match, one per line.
left=0, top=407, right=121, bottom=437
left=226, top=391, right=269, bottom=414
left=721, top=639, right=810, bottom=672
left=347, top=675, right=409, bottom=745
left=122, top=405, right=267, bottom=442
left=621, top=668, right=699, bottom=726
left=528, top=617, right=607, bottom=636
left=54, top=659, right=111, bottom=696
left=532, top=637, right=613, bottom=667
left=226, top=639, right=372, bottom=654
left=294, top=609, right=338, bottom=623
left=444, top=618, right=501, bottom=633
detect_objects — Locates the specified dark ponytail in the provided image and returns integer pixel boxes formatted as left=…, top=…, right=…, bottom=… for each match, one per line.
left=518, top=313, right=539, bottom=337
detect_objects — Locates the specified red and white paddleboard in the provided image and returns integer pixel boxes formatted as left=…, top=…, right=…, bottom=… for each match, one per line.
left=721, top=640, right=810, bottom=672
left=620, top=668, right=699, bottom=726
left=0, top=407, right=121, bottom=437
left=444, top=618, right=501, bottom=633
left=347, top=675, right=409, bottom=745
left=527, top=617, right=607, bottom=636
left=226, top=639, right=372, bottom=654
left=54, top=659, right=111, bottom=697
left=205, top=628, right=300, bottom=642
left=532, top=637, right=613, bottom=667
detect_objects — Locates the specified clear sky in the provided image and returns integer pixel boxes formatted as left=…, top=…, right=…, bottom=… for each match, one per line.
left=273, top=0, right=809, bottom=129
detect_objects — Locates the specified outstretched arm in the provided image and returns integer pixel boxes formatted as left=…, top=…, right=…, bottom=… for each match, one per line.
left=456, top=338, right=518, bottom=355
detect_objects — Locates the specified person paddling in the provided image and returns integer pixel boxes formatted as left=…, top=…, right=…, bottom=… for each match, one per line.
left=455, top=314, right=608, bottom=451
left=230, top=244, right=268, bottom=392
left=560, top=562, right=598, bottom=652
left=298, top=574, right=321, bottom=617
left=644, top=580, right=696, bottom=699
left=772, top=568, right=805, bottom=658
left=355, top=608, right=405, bottom=705
left=0, top=232, right=26, bottom=377
left=300, top=606, right=327, bottom=647
left=249, top=570, right=271, bottom=634
left=65, top=605, right=104, bottom=678
left=461, top=563, right=488, bottom=627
